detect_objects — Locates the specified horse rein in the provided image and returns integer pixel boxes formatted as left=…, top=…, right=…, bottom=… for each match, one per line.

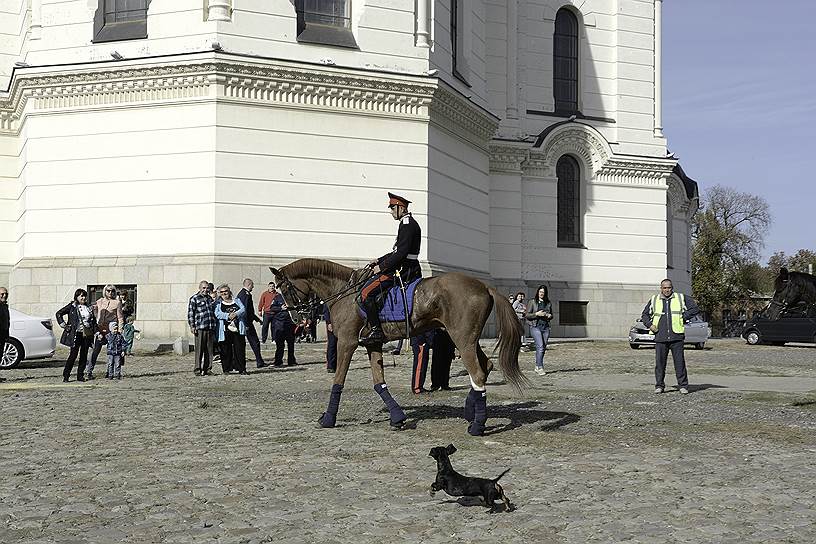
left=274, top=266, right=375, bottom=319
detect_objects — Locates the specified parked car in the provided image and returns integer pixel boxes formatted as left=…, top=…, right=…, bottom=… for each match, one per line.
left=742, top=302, right=816, bottom=346
left=1, top=309, right=57, bottom=369
left=629, top=315, right=711, bottom=350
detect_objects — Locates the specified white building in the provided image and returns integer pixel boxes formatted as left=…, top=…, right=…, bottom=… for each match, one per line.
left=0, top=0, right=698, bottom=339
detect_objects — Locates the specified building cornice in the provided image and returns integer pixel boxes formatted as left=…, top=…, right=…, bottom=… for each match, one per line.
left=0, top=56, right=439, bottom=134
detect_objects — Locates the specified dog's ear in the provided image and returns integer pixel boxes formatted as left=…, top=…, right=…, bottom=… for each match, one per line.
left=446, top=444, right=457, bottom=455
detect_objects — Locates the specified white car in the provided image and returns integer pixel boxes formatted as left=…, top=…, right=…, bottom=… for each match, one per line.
left=1, top=308, right=57, bottom=369
left=628, top=315, right=711, bottom=350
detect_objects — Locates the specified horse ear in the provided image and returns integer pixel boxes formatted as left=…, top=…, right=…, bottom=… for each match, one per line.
left=446, top=444, right=457, bottom=455
left=269, top=267, right=280, bottom=277
left=779, top=267, right=789, bottom=281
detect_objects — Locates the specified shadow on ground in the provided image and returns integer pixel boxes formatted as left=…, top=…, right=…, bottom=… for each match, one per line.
left=402, top=401, right=581, bottom=435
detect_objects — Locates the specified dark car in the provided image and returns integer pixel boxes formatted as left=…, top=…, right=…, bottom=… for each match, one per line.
left=742, top=302, right=816, bottom=346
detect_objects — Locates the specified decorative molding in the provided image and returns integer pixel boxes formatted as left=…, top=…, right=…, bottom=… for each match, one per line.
left=596, top=157, right=676, bottom=186
left=429, top=85, right=499, bottom=149
left=489, top=144, right=528, bottom=173
left=0, top=58, right=439, bottom=134
left=538, top=125, right=612, bottom=175
left=667, top=173, right=698, bottom=219
left=207, top=0, right=232, bottom=22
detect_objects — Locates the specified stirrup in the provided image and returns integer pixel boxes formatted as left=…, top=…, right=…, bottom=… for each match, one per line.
left=359, top=326, right=385, bottom=346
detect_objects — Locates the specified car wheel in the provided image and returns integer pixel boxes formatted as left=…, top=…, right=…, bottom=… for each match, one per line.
left=629, top=343, right=639, bottom=349
left=745, top=330, right=761, bottom=345
left=1, top=338, right=24, bottom=369
left=695, top=342, right=705, bottom=350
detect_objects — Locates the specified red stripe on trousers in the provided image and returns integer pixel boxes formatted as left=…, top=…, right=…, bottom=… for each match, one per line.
left=414, top=343, right=425, bottom=393
left=361, top=274, right=390, bottom=301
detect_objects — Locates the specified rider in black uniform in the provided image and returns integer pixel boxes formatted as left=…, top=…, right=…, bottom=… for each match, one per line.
left=358, top=192, right=422, bottom=346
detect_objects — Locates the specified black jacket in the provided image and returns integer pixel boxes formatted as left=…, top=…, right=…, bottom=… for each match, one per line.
left=378, top=213, right=422, bottom=282
left=269, top=293, right=294, bottom=327
left=55, top=302, right=98, bottom=348
left=236, top=288, right=261, bottom=326
left=0, top=301, right=9, bottom=339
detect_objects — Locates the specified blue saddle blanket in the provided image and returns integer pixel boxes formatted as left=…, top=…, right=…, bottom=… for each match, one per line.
left=359, top=278, right=422, bottom=322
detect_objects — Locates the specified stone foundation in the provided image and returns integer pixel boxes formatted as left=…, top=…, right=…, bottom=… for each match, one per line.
left=493, top=280, right=656, bottom=338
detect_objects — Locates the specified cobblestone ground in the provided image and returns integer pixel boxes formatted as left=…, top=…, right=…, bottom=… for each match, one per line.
left=1, top=338, right=814, bottom=543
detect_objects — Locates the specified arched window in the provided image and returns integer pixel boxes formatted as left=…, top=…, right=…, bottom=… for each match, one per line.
left=553, top=8, right=579, bottom=114
left=557, top=155, right=581, bottom=246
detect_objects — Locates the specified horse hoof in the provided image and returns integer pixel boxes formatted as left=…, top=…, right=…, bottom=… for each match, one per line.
left=318, top=413, right=336, bottom=428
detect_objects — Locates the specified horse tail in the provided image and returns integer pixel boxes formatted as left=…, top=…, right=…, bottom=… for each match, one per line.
left=488, top=286, right=529, bottom=393
left=493, top=468, right=511, bottom=482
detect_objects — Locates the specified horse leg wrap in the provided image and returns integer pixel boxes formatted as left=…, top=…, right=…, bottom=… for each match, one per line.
left=467, top=390, right=487, bottom=436
left=319, top=384, right=343, bottom=428
left=463, top=387, right=481, bottom=422
left=374, top=383, right=406, bottom=426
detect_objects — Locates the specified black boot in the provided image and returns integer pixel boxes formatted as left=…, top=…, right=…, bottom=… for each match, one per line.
left=359, top=300, right=385, bottom=346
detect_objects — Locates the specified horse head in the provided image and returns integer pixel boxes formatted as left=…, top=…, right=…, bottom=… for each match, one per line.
left=269, top=266, right=313, bottom=322
left=767, top=267, right=801, bottom=320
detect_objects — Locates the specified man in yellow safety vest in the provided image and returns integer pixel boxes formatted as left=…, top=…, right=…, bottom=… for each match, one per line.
left=640, top=278, right=700, bottom=395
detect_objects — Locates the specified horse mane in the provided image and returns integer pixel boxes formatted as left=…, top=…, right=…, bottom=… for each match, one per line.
left=280, top=258, right=354, bottom=281
left=788, top=271, right=816, bottom=300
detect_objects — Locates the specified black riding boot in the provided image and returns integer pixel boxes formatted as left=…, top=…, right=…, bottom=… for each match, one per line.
left=359, top=300, right=385, bottom=346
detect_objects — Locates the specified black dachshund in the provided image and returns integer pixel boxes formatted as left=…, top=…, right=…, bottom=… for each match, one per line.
left=429, top=444, right=513, bottom=512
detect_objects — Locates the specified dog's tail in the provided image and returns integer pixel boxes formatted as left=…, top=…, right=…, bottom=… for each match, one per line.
left=493, top=468, right=511, bottom=482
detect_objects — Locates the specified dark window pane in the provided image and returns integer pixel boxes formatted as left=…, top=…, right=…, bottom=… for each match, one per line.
left=104, top=0, right=147, bottom=24
left=300, top=0, right=349, bottom=28
left=557, top=155, right=580, bottom=245
left=553, top=8, right=579, bottom=113
left=559, top=301, right=588, bottom=326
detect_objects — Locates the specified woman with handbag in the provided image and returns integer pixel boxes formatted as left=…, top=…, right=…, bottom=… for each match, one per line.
left=525, top=284, right=553, bottom=376
left=55, top=288, right=98, bottom=382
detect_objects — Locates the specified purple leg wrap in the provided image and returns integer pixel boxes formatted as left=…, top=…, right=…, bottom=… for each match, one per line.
left=467, top=390, right=487, bottom=436
left=374, top=383, right=406, bottom=426
left=463, top=388, right=481, bottom=422
left=319, top=384, right=343, bottom=428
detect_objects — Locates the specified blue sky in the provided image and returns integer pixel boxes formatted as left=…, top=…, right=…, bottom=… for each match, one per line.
left=662, top=0, right=815, bottom=261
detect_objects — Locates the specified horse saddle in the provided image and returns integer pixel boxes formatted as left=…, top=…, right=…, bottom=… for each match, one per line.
left=358, top=278, right=422, bottom=323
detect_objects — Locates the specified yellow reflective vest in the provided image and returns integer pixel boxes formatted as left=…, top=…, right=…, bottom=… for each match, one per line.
left=650, top=293, right=686, bottom=335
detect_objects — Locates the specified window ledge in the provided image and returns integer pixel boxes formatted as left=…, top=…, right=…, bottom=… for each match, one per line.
left=297, top=23, right=358, bottom=49
left=93, top=20, right=147, bottom=43
left=557, top=242, right=586, bottom=249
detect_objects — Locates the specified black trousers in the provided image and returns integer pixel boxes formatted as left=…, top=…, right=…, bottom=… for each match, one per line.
left=260, top=312, right=274, bottom=343
left=431, top=330, right=455, bottom=389
left=326, top=329, right=337, bottom=371
left=655, top=340, right=688, bottom=388
left=220, top=329, right=246, bottom=373
left=245, top=322, right=264, bottom=366
left=274, top=324, right=296, bottom=365
left=411, top=331, right=433, bottom=393
left=64, top=334, right=92, bottom=380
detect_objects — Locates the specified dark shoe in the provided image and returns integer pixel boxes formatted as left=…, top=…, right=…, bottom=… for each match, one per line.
left=359, top=326, right=385, bottom=346
left=238, top=371, right=249, bottom=375
left=287, top=361, right=298, bottom=366
left=87, top=374, right=95, bottom=380
left=327, top=367, right=336, bottom=374
left=77, top=377, right=86, bottom=382
left=273, top=362, right=283, bottom=367
left=194, top=369, right=202, bottom=376
left=256, top=362, right=267, bottom=368
left=413, top=387, right=430, bottom=395
left=63, top=377, right=70, bottom=383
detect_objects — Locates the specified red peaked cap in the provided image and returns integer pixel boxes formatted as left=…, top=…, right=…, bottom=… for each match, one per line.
left=387, top=192, right=411, bottom=208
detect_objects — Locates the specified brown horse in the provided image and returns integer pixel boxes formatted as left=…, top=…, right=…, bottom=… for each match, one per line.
left=270, top=258, right=527, bottom=436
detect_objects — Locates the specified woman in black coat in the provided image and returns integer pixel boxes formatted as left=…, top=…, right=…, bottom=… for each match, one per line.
left=55, top=288, right=97, bottom=382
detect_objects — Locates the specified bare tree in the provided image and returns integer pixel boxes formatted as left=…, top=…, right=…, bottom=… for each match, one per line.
left=692, top=185, right=771, bottom=318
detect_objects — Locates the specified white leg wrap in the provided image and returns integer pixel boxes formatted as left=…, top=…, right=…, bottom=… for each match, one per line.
left=469, top=377, right=486, bottom=391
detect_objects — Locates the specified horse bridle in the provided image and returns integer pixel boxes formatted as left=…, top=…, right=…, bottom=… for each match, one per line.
left=270, top=266, right=375, bottom=320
